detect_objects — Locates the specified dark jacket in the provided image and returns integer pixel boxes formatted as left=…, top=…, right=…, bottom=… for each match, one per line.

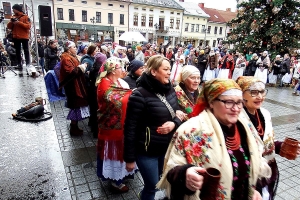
left=197, top=54, right=207, bottom=72
left=44, top=46, right=59, bottom=71
left=245, top=59, right=258, bottom=76
left=272, top=60, right=281, bottom=75
left=280, top=58, right=291, bottom=75
left=81, top=54, right=95, bottom=72
left=124, top=73, right=182, bottom=162
left=37, top=42, right=45, bottom=57
left=123, top=72, right=139, bottom=89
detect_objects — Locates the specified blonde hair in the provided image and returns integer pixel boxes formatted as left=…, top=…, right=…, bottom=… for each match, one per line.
left=145, top=55, right=169, bottom=75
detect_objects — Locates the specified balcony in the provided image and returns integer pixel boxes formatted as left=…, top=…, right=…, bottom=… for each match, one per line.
left=157, top=26, right=169, bottom=33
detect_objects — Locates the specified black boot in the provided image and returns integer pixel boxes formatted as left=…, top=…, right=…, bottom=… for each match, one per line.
left=70, top=124, right=83, bottom=136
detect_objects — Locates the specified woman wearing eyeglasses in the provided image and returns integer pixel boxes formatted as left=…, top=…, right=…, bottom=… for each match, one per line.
left=158, top=78, right=271, bottom=200
left=174, top=65, right=201, bottom=120
left=236, top=76, right=300, bottom=200
left=96, top=57, right=134, bottom=193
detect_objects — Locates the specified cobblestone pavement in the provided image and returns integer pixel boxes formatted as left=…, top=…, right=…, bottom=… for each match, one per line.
left=1, top=72, right=300, bottom=199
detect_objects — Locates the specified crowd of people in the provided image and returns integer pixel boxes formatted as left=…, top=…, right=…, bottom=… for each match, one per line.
left=41, top=39, right=300, bottom=200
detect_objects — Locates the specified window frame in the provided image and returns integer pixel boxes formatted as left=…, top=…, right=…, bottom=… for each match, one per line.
left=141, top=15, right=146, bottom=27
left=82, top=10, right=87, bottom=22
left=69, top=9, right=74, bottom=21
left=133, top=15, right=138, bottom=26
left=120, top=14, right=125, bottom=25
left=108, top=13, right=113, bottom=24
left=57, top=8, right=63, bottom=20
left=96, top=12, right=101, bottom=23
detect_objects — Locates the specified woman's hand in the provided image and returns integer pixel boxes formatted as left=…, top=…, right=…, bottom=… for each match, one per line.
left=157, top=121, right=175, bottom=134
left=125, top=162, right=136, bottom=172
left=252, top=189, right=262, bottom=200
left=176, top=110, right=187, bottom=121
left=186, top=167, right=205, bottom=191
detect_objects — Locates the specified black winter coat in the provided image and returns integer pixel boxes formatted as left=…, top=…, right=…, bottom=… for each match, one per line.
left=197, top=54, right=207, bottom=72
left=44, top=46, right=59, bottom=70
left=123, top=72, right=139, bottom=89
left=124, top=73, right=182, bottom=163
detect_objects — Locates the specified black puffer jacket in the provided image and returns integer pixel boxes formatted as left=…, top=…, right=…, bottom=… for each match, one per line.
left=124, top=73, right=182, bottom=162
left=123, top=72, right=139, bottom=89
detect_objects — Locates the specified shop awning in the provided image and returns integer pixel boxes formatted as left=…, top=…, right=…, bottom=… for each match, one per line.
left=70, top=30, right=77, bottom=35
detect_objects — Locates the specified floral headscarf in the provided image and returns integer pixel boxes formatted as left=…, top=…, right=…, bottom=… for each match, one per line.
left=236, top=76, right=265, bottom=92
left=191, top=78, right=242, bottom=116
left=99, top=57, right=122, bottom=78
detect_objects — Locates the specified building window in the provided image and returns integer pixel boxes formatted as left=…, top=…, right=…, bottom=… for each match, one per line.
left=219, top=27, right=223, bottom=34
left=134, top=7, right=138, bottom=10
left=96, top=2, right=101, bottom=5
left=171, top=12, right=174, bottom=14
left=191, top=24, right=195, bottom=32
left=82, top=10, right=87, bottom=22
left=149, top=16, right=153, bottom=27
left=185, top=23, right=189, bottom=32
left=196, top=24, right=199, bottom=32
left=202, top=25, right=205, bottom=31
left=141, top=16, right=146, bottom=26
left=120, top=5, right=124, bottom=8
left=96, top=12, right=101, bottom=23
left=177, top=13, right=180, bottom=15
left=213, top=40, right=216, bottom=47
left=68, top=0, right=74, bottom=2
left=120, top=14, right=124, bottom=25
left=160, top=11, right=164, bottom=13
left=207, top=26, right=211, bottom=33
left=81, top=1, right=87, bottom=4
left=159, top=18, right=164, bottom=30
left=170, top=19, right=174, bottom=29
left=57, top=8, right=63, bottom=20
left=69, top=9, right=74, bottom=21
left=150, top=9, right=153, bottom=12
left=214, top=26, right=218, bottom=34
left=108, top=4, right=113, bottom=6
left=133, top=15, right=138, bottom=26
left=176, top=19, right=180, bottom=29
left=142, top=8, right=146, bottom=11
left=108, top=13, right=113, bottom=24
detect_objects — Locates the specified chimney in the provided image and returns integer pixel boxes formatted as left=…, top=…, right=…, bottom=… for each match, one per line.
left=226, top=8, right=231, bottom=12
left=199, top=3, right=204, bottom=9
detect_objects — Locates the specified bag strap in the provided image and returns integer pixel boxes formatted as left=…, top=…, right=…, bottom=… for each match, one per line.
left=155, top=93, right=176, bottom=119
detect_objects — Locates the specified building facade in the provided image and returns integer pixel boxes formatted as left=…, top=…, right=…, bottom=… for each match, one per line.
left=129, top=0, right=184, bottom=46
left=197, top=3, right=227, bottom=48
left=177, top=1, right=209, bottom=47
left=54, top=0, right=131, bottom=44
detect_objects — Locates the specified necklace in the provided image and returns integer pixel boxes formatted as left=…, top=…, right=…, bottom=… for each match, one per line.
left=225, top=125, right=241, bottom=150
left=255, top=110, right=264, bottom=136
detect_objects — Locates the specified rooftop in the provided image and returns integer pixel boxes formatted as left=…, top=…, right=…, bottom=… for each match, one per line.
left=176, top=1, right=210, bottom=18
left=133, top=0, right=184, bottom=10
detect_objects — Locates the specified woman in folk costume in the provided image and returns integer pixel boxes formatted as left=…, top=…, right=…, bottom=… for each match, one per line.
left=96, top=57, right=135, bottom=193
left=268, top=55, right=281, bottom=86
left=254, top=51, right=270, bottom=84
left=174, top=65, right=201, bottom=121
left=232, top=53, right=247, bottom=81
left=236, top=76, right=300, bottom=200
left=170, top=48, right=185, bottom=86
left=203, top=49, right=219, bottom=81
left=157, top=79, right=271, bottom=200
left=218, top=51, right=235, bottom=79
left=112, top=45, right=129, bottom=63
left=59, top=41, right=89, bottom=136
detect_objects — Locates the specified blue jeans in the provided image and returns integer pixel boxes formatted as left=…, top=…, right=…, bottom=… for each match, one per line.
left=39, top=57, right=44, bottom=68
left=136, top=154, right=165, bottom=200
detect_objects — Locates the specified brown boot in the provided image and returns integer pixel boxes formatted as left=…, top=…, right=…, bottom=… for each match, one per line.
left=70, top=124, right=83, bottom=136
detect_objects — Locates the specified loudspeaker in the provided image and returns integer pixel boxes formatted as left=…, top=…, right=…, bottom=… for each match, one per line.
left=38, top=6, right=53, bottom=36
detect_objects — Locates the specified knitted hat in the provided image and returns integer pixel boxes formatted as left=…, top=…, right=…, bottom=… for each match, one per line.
left=77, top=45, right=87, bottom=55
left=12, top=4, right=23, bottom=13
left=128, top=59, right=144, bottom=73
left=180, top=65, right=200, bottom=82
left=95, top=52, right=107, bottom=67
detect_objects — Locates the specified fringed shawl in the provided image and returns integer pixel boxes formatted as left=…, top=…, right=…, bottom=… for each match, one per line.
left=157, top=109, right=271, bottom=200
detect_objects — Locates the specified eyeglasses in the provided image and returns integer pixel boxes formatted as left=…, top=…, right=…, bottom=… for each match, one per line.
left=246, top=89, right=268, bottom=97
left=215, top=98, right=244, bottom=109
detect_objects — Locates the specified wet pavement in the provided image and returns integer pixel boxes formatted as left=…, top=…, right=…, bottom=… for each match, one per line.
left=1, top=70, right=300, bottom=200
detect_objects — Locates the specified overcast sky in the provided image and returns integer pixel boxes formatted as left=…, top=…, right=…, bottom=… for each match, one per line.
left=184, top=0, right=238, bottom=11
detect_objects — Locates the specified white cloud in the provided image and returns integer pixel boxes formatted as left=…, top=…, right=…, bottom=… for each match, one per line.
left=183, top=0, right=237, bottom=11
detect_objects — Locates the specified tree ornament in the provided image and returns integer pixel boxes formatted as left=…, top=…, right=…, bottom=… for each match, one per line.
left=272, top=7, right=281, bottom=14
left=251, top=21, right=259, bottom=31
left=272, top=35, right=281, bottom=44
left=295, top=23, right=300, bottom=29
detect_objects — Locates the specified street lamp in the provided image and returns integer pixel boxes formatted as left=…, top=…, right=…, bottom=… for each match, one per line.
left=154, top=23, right=159, bottom=44
left=90, top=16, right=96, bottom=41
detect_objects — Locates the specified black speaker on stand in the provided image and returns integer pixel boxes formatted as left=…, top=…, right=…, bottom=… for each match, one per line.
left=38, top=6, right=53, bottom=36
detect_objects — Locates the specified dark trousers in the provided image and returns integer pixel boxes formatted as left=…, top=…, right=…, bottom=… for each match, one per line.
left=13, top=38, right=30, bottom=66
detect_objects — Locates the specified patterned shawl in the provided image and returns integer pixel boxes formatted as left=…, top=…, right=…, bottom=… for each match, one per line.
left=157, top=109, right=271, bottom=200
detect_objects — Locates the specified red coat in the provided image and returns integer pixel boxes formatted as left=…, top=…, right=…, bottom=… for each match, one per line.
left=7, top=14, right=31, bottom=40
left=219, top=55, right=235, bottom=78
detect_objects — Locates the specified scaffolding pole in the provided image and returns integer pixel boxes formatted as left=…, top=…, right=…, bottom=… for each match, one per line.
left=23, top=0, right=39, bottom=71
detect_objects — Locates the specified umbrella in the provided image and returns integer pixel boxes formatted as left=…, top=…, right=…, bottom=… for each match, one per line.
left=119, top=31, right=147, bottom=42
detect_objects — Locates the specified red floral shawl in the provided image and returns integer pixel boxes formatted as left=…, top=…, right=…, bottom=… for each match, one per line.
left=97, top=77, right=132, bottom=161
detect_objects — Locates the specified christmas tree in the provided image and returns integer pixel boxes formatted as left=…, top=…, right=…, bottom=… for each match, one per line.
left=227, top=0, right=300, bottom=58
